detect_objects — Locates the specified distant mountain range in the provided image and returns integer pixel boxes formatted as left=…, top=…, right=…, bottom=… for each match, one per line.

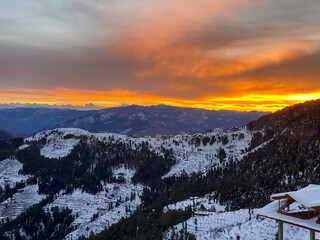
left=0, top=105, right=269, bottom=137
left=0, top=108, right=92, bottom=136
left=0, top=102, right=104, bottom=110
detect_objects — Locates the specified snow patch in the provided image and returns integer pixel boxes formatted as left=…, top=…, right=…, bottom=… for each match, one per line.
left=112, top=165, right=136, bottom=184
left=0, top=185, right=46, bottom=221
left=162, top=127, right=252, bottom=177
left=46, top=182, right=143, bottom=240
left=40, top=137, right=80, bottom=159
left=29, top=129, right=88, bottom=159
left=164, top=209, right=320, bottom=240
left=0, top=159, right=28, bottom=188
left=18, top=144, right=29, bottom=150
left=164, top=194, right=225, bottom=213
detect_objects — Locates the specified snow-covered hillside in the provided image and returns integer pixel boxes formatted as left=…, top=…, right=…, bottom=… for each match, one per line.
left=164, top=209, right=320, bottom=240
left=23, top=127, right=254, bottom=177
left=0, top=185, right=46, bottom=221
left=46, top=181, right=143, bottom=239
left=24, top=128, right=87, bottom=159
left=0, top=158, right=45, bottom=222
left=164, top=199, right=320, bottom=240
left=1, top=127, right=273, bottom=240
left=0, top=155, right=145, bottom=239
left=0, top=158, right=29, bottom=188
left=161, top=128, right=252, bottom=177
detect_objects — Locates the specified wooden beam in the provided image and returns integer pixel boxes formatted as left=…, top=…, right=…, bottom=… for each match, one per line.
left=310, top=230, right=315, bottom=240
left=278, top=221, right=283, bottom=240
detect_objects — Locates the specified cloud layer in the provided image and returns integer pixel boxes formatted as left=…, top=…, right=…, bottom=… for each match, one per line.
left=0, top=0, right=320, bottom=111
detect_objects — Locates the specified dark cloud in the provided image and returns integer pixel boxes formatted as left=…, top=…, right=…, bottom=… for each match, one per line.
left=242, top=51, right=320, bottom=79
left=0, top=43, right=145, bottom=90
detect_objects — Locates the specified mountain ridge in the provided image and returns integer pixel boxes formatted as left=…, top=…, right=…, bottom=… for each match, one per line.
left=55, top=104, right=269, bottom=136
left=0, top=105, right=269, bottom=136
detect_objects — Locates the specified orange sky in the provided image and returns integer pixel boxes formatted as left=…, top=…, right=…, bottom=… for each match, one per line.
left=1, top=0, right=320, bottom=112
left=1, top=87, right=320, bottom=112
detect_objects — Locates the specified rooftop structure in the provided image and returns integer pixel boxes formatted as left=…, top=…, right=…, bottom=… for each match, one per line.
left=257, top=184, right=320, bottom=240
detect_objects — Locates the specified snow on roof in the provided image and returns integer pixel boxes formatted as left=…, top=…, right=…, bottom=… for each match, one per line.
left=271, top=184, right=320, bottom=208
left=257, top=184, right=320, bottom=232
left=257, top=199, right=320, bottom=232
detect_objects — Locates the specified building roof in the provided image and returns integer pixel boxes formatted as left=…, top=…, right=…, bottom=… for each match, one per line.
left=258, top=199, right=320, bottom=232
left=257, top=184, right=320, bottom=232
left=271, top=184, right=320, bottom=208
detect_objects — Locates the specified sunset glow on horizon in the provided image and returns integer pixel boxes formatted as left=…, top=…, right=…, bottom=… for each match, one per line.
left=1, top=0, right=320, bottom=112
left=1, top=87, right=320, bottom=112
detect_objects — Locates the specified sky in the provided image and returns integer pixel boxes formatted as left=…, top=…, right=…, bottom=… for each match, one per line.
left=1, top=0, right=320, bottom=112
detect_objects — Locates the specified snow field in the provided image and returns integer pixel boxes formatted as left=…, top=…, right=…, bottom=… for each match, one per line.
left=0, top=185, right=46, bottom=221
left=46, top=182, right=144, bottom=240
left=0, top=158, right=29, bottom=188
left=0, top=158, right=45, bottom=223
left=164, top=194, right=225, bottom=213
left=164, top=194, right=320, bottom=240
left=161, top=127, right=253, bottom=177
left=40, top=137, right=80, bottom=159
left=165, top=209, right=320, bottom=240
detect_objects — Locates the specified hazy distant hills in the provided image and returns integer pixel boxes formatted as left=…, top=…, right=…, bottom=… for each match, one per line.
left=0, top=105, right=269, bottom=136
left=54, top=105, right=269, bottom=136
left=0, top=102, right=104, bottom=110
left=0, top=108, right=91, bottom=135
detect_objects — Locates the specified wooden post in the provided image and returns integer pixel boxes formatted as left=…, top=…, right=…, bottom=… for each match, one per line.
left=278, top=221, right=283, bottom=240
left=310, top=230, right=315, bottom=240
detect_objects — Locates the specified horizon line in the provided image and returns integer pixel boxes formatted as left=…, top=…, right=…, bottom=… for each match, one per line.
left=0, top=101, right=304, bottom=113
